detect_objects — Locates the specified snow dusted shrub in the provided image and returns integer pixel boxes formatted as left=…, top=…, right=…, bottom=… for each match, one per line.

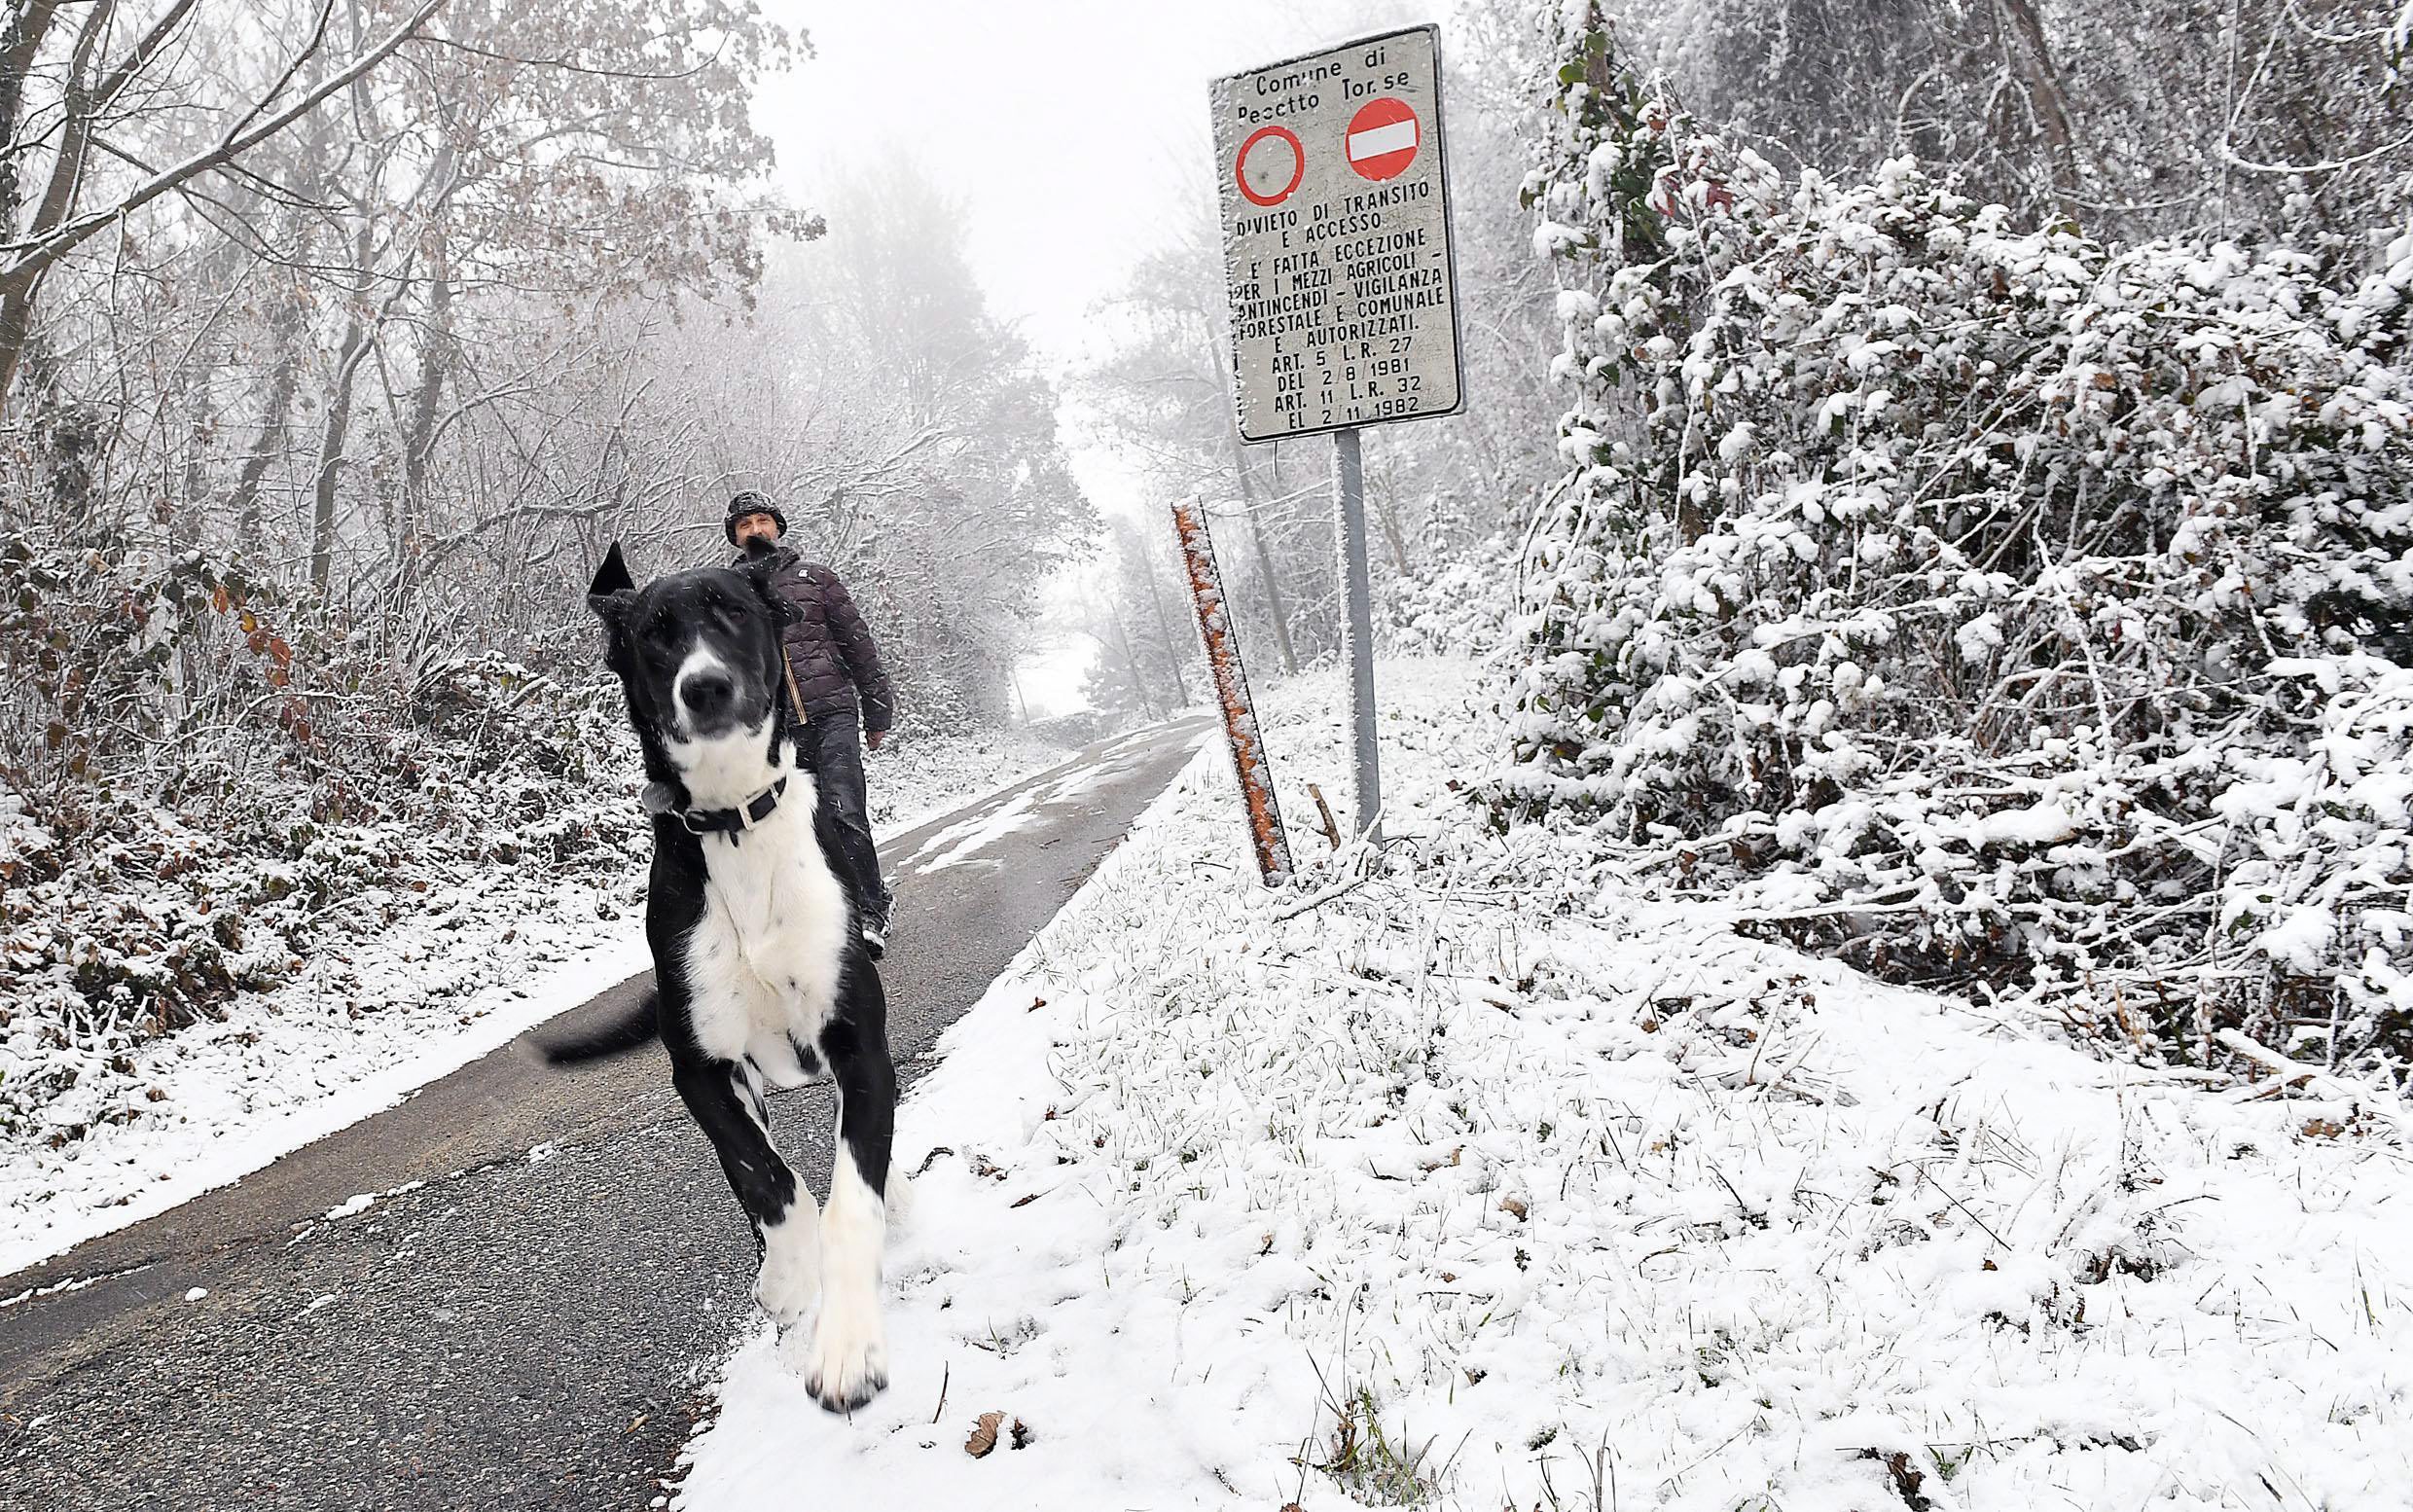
left=0, top=526, right=651, bottom=1143
left=1386, top=526, right=1522, bottom=658
left=1495, top=6, right=2413, bottom=1081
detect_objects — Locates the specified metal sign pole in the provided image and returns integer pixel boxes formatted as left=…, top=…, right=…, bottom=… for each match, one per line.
left=1332, top=427, right=1382, bottom=843
left=1210, top=23, right=1463, bottom=856
left=1170, top=499, right=1294, bottom=886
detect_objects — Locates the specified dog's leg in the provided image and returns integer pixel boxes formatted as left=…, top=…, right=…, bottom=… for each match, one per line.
left=672, top=1056, right=820, bottom=1326
left=804, top=981, right=895, bottom=1413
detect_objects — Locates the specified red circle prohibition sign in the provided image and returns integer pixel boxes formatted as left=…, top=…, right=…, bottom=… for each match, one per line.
left=1345, top=97, right=1421, bottom=181
left=1235, top=125, right=1306, bottom=207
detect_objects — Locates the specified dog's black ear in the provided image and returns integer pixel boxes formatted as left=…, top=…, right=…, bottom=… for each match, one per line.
left=590, top=541, right=635, bottom=595
left=588, top=542, right=637, bottom=626
left=738, top=556, right=803, bottom=627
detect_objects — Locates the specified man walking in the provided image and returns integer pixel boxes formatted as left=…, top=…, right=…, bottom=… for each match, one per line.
left=725, top=490, right=896, bottom=955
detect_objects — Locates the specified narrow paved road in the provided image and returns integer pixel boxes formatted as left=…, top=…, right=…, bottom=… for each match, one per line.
left=0, top=716, right=1209, bottom=1512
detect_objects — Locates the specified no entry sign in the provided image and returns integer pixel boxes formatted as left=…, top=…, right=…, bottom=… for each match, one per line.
left=1209, top=24, right=1463, bottom=443
left=1345, top=98, right=1420, bottom=180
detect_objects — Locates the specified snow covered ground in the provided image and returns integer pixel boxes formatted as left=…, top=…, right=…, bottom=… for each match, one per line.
left=0, top=726, right=1075, bottom=1278
left=677, top=658, right=2413, bottom=1512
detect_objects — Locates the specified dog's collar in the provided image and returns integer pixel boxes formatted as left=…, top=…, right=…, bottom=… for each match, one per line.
left=644, top=776, right=788, bottom=836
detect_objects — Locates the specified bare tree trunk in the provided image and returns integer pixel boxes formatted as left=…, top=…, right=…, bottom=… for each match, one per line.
left=1371, top=487, right=1409, bottom=573
left=1995, top=0, right=2080, bottom=219
left=1110, top=597, right=1159, bottom=718
left=397, top=234, right=452, bottom=583
left=162, top=351, right=220, bottom=723
left=1232, top=442, right=1299, bottom=675
left=311, top=225, right=378, bottom=596
left=0, top=2, right=67, bottom=218
left=0, top=0, right=116, bottom=410
left=178, top=358, right=209, bottom=514
left=1142, top=547, right=1192, bottom=703
left=232, top=270, right=306, bottom=550
left=233, top=105, right=330, bottom=553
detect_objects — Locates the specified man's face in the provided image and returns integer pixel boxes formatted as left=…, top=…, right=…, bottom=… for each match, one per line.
left=733, top=512, right=780, bottom=551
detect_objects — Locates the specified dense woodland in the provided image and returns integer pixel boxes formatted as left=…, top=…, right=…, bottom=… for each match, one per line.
left=0, top=0, right=1091, bottom=1125
left=2, top=0, right=2410, bottom=1132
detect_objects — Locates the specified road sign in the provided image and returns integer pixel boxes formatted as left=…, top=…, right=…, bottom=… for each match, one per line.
left=1209, top=24, right=1463, bottom=445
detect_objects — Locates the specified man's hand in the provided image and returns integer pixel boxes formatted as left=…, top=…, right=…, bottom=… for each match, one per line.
left=866, top=730, right=885, bottom=752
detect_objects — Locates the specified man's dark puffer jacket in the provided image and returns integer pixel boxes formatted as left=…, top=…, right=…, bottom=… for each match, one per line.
left=737, top=547, right=894, bottom=735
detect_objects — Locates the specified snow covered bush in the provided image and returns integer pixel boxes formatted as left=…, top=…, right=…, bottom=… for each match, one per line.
left=1386, top=522, right=1524, bottom=658
left=0, top=528, right=649, bottom=1138
left=1495, top=7, right=2413, bottom=1081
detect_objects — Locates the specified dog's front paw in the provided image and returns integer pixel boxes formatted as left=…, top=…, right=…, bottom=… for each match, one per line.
left=754, top=1240, right=821, bottom=1326
left=803, top=1296, right=888, bottom=1413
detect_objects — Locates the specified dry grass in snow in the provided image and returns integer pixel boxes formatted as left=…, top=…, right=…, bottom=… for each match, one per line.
left=678, top=658, right=2413, bottom=1512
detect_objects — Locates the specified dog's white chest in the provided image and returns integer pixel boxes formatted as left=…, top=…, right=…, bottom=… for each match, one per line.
left=682, top=799, right=850, bottom=1083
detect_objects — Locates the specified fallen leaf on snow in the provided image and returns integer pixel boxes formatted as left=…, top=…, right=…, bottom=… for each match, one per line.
left=963, top=1411, right=1030, bottom=1457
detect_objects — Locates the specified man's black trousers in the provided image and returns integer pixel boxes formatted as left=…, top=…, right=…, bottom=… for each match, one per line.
left=802, top=706, right=890, bottom=921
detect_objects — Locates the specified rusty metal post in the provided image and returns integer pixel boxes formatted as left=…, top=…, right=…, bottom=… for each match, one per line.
left=1170, top=499, right=1293, bottom=886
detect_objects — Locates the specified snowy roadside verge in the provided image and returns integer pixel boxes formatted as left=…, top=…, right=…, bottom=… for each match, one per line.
left=0, top=727, right=1076, bottom=1278
left=677, top=658, right=2413, bottom=1512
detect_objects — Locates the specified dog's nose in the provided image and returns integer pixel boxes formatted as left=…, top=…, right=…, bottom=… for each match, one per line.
left=680, top=669, right=735, bottom=722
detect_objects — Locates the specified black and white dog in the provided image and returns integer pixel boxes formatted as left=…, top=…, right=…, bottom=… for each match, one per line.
left=539, top=542, right=896, bottom=1413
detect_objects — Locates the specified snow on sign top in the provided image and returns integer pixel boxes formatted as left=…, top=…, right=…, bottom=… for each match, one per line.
left=1211, top=24, right=1463, bottom=444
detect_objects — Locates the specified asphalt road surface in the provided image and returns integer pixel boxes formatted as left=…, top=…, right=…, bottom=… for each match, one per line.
left=0, top=716, right=1210, bottom=1512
